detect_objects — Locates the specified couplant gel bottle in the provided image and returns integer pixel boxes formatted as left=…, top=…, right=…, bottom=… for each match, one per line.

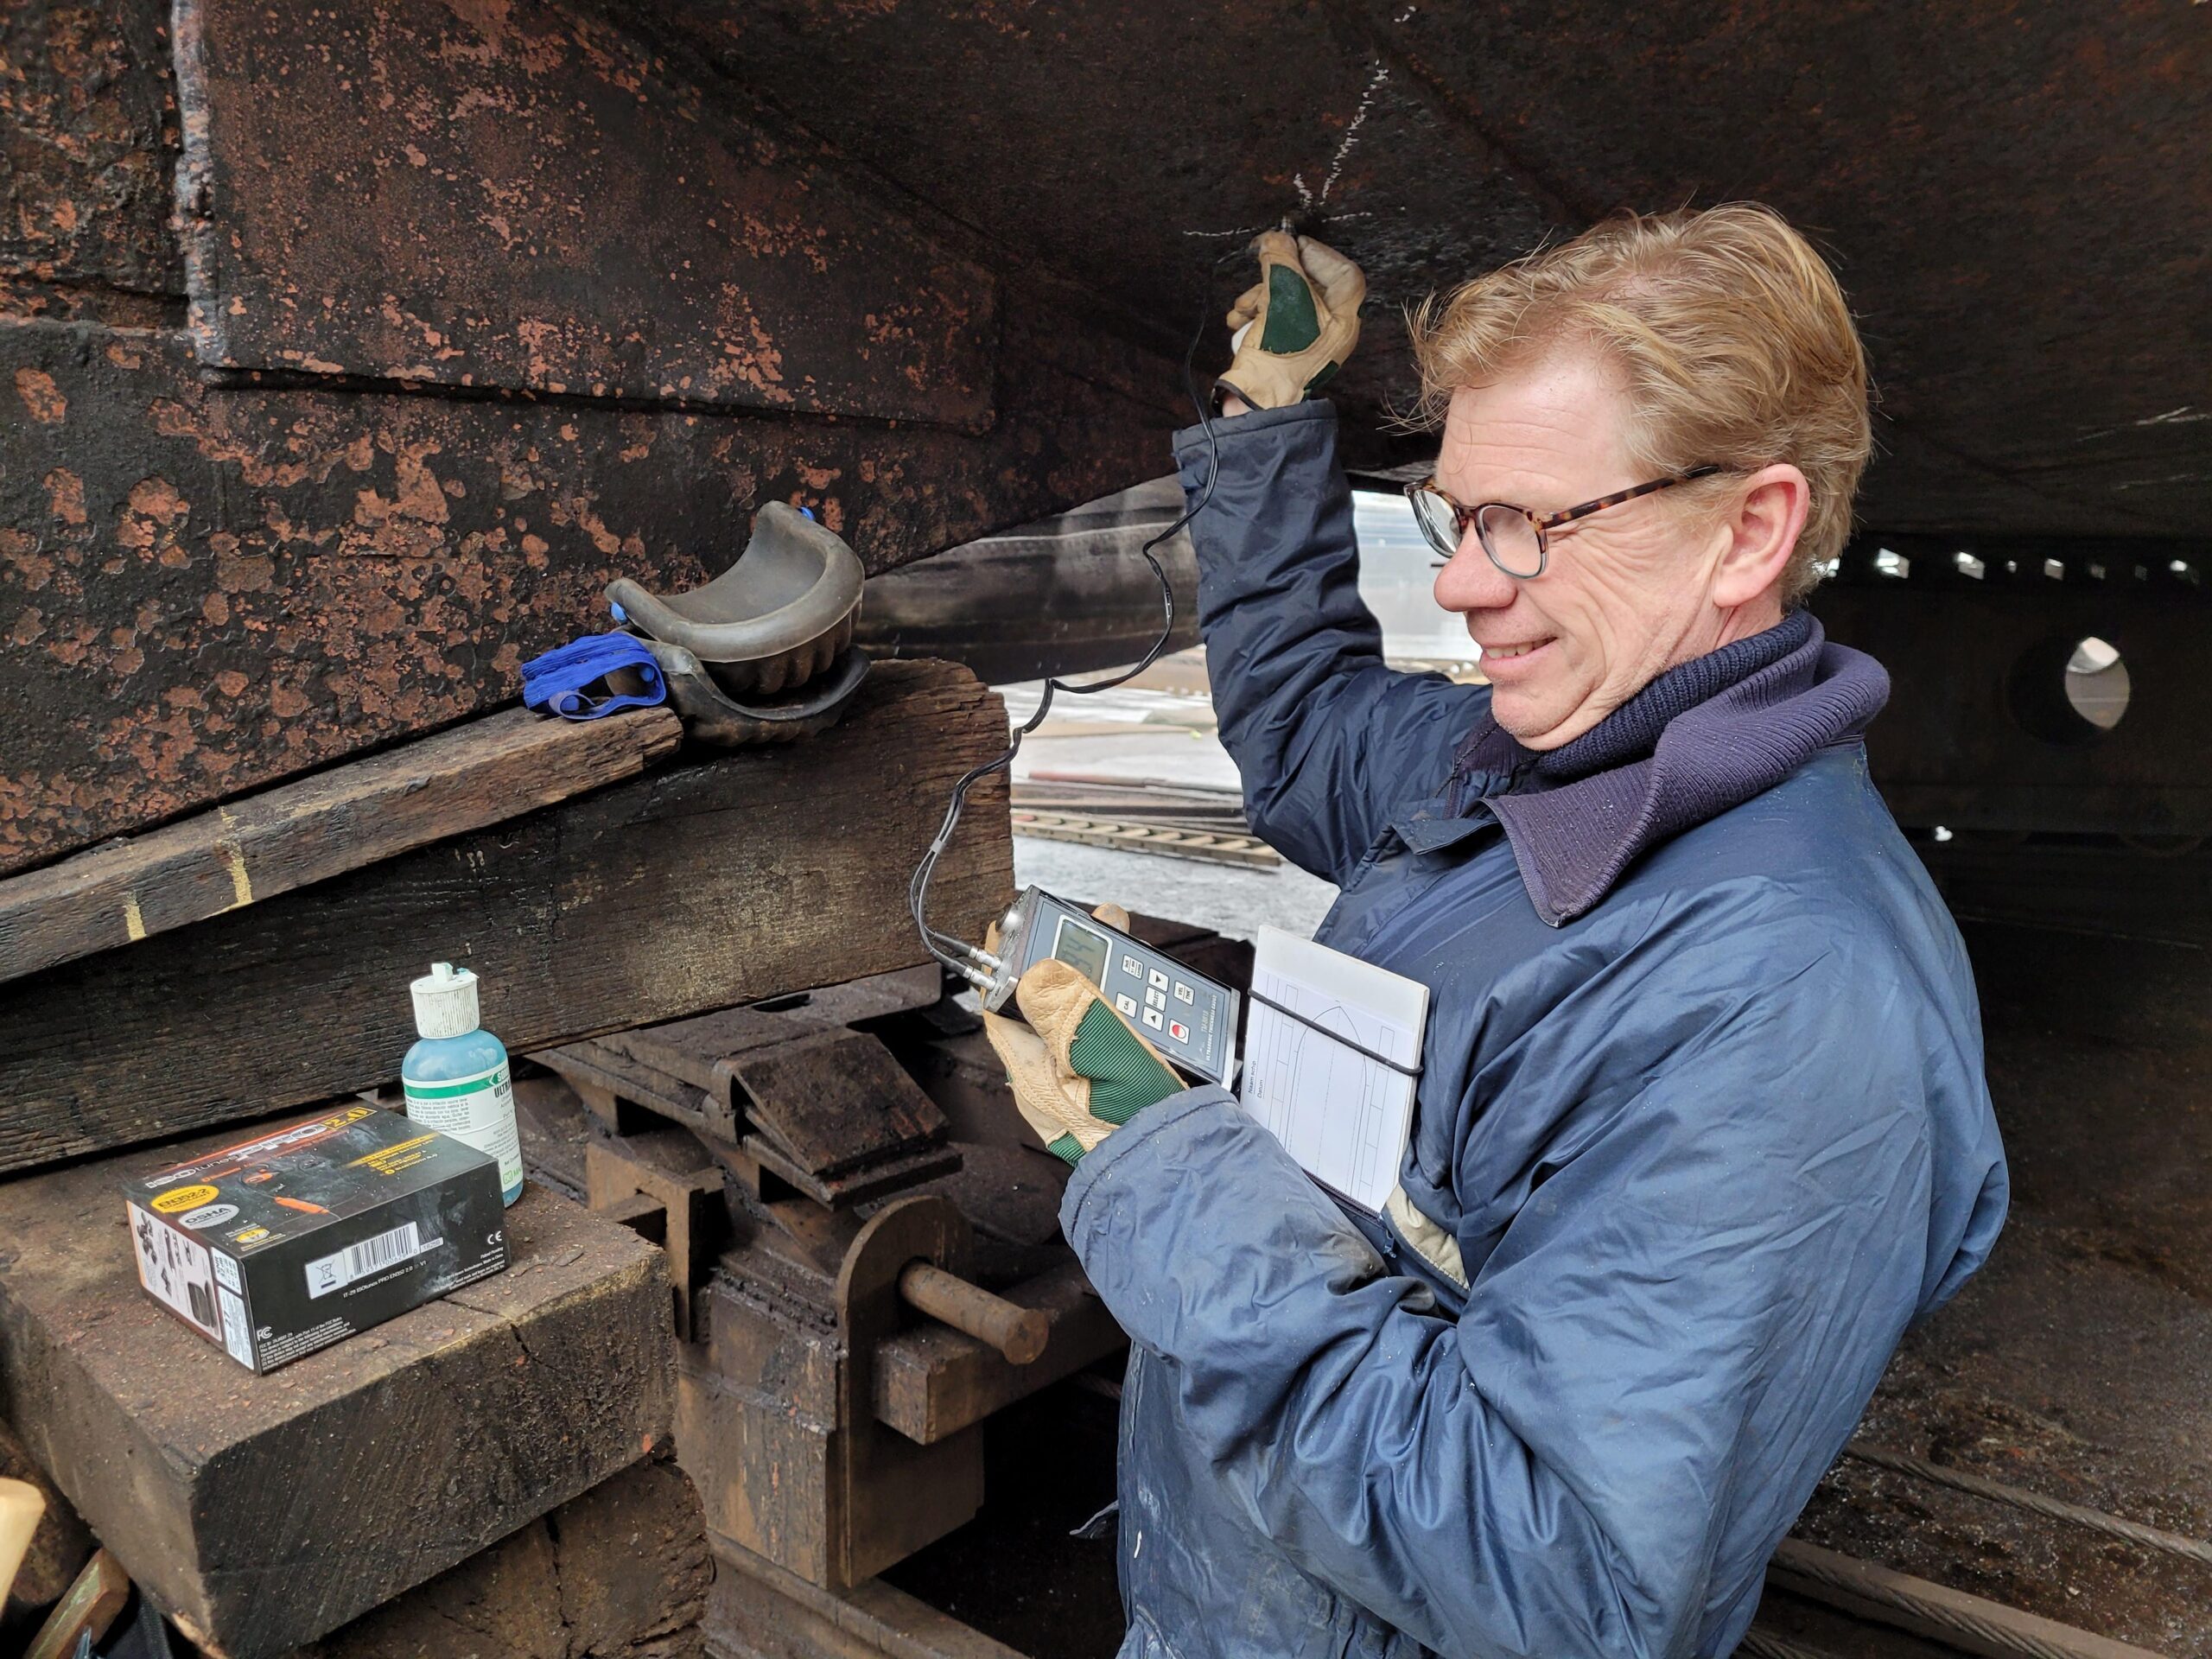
left=402, top=962, right=524, bottom=1205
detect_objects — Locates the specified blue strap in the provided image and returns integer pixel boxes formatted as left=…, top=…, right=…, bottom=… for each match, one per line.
left=520, top=632, right=667, bottom=721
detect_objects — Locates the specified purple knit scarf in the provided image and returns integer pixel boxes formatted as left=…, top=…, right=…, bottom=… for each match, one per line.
left=1447, top=611, right=1891, bottom=925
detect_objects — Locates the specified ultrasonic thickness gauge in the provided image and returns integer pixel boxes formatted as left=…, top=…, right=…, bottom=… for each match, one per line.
left=982, top=887, right=1239, bottom=1086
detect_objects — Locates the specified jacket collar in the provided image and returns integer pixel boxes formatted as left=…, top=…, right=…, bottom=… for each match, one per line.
left=1443, top=612, right=1890, bottom=925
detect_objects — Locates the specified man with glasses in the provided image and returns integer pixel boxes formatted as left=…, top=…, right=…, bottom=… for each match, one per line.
left=990, top=207, right=2008, bottom=1657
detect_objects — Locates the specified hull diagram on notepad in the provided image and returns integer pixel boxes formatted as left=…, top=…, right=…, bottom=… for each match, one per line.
left=1237, top=930, right=1427, bottom=1216
left=1246, top=993, right=1404, bottom=1205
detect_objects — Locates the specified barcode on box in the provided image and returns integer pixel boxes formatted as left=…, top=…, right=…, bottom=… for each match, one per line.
left=218, top=1286, right=254, bottom=1366
left=305, top=1221, right=433, bottom=1299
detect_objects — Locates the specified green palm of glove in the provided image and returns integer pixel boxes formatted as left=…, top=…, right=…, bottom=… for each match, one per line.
left=1219, top=231, right=1366, bottom=410
left=982, top=957, right=1186, bottom=1166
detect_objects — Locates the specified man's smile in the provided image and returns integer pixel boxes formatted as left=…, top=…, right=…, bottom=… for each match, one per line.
left=1475, top=637, right=1556, bottom=669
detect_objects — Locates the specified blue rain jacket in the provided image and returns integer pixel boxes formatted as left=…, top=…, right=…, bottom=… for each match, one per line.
left=1059, top=402, right=2009, bottom=1659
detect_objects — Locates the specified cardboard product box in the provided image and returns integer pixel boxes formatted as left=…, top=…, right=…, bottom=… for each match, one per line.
left=122, top=1105, right=510, bottom=1372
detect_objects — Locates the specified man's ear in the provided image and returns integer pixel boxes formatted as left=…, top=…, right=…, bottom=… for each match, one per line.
left=1711, top=463, right=1810, bottom=609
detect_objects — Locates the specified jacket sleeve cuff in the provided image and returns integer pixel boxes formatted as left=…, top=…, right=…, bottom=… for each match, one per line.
left=1058, top=1083, right=1397, bottom=1365
left=1170, top=397, right=1338, bottom=465
left=1058, top=1084, right=1230, bottom=1230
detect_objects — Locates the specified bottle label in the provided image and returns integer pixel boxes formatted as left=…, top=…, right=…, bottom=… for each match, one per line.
left=403, top=1062, right=523, bottom=1201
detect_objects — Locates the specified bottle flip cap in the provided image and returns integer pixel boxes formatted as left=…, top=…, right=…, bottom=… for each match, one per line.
left=410, top=962, right=481, bottom=1040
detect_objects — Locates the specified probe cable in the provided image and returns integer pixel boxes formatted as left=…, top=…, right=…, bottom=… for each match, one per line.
left=911, top=296, right=1229, bottom=988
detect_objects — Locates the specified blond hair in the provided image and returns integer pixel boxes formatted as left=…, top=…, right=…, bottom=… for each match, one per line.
left=1408, top=204, right=1872, bottom=602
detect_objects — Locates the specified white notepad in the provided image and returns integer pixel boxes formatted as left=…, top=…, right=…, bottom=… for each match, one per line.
left=1236, top=925, right=1428, bottom=1214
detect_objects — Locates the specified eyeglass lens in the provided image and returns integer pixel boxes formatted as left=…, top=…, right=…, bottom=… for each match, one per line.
left=1410, top=489, right=1547, bottom=578
left=1476, top=505, right=1544, bottom=577
left=1406, top=490, right=1456, bottom=557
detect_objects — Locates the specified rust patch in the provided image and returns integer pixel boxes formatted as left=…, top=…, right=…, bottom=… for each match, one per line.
left=43, top=468, right=86, bottom=527
left=14, top=367, right=65, bottom=422
left=0, top=274, right=179, bottom=329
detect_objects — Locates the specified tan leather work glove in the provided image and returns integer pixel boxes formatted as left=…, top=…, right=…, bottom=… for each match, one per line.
left=1218, top=232, right=1366, bottom=410
left=982, top=905, right=1186, bottom=1166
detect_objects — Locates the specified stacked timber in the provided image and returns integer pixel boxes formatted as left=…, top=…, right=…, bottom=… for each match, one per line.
left=2, top=6, right=1097, bottom=1649
left=0, top=1150, right=678, bottom=1656
left=0, top=662, right=1013, bottom=1173
left=506, top=912, right=1262, bottom=1648
left=0, top=660, right=1017, bottom=1656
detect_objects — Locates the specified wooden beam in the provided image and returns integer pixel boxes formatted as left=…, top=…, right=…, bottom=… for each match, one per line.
left=707, top=1535, right=1027, bottom=1659
left=280, top=1454, right=711, bottom=1659
left=872, top=1263, right=1124, bottom=1446
left=1768, top=1540, right=2167, bottom=1659
left=0, top=1138, right=676, bottom=1659
left=0, top=705, right=682, bottom=986
left=22, top=1551, right=129, bottom=1659
left=0, top=661, right=1013, bottom=1174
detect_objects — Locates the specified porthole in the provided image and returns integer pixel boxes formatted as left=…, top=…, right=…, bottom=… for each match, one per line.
left=2062, top=636, right=2129, bottom=731
left=2008, top=635, right=2128, bottom=745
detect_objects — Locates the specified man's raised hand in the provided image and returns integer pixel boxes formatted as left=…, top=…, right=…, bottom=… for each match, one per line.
left=1217, top=231, right=1366, bottom=411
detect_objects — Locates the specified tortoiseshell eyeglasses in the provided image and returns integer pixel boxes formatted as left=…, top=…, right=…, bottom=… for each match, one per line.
left=1405, top=465, right=1726, bottom=578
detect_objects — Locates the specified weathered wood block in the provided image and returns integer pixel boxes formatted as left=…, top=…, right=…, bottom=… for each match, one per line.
left=285, top=1453, right=711, bottom=1659
left=870, top=1263, right=1124, bottom=1448
left=705, top=1538, right=1024, bottom=1659
left=0, top=704, right=682, bottom=984
left=584, top=1128, right=728, bottom=1340
left=680, top=1201, right=989, bottom=1596
left=23, top=1550, right=129, bottom=1659
left=0, top=660, right=1014, bottom=1173
left=0, top=1135, right=676, bottom=1659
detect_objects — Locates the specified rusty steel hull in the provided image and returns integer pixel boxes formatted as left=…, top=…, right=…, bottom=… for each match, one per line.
left=0, top=302, right=1172, bottom=874
left=171, top=0, right=1001, bottom=427
left=658, top=0, right=2212, bottom=540
left=0, top=0, right=1182, bottom=874
left=3, top=0, right=2209, bottom=872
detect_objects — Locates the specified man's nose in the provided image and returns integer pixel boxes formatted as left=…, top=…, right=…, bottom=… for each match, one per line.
left=1433, top=535, right=1519, bottom=613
